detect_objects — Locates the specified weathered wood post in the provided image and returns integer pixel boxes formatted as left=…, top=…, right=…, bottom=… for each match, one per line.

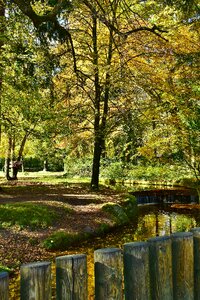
left=20, top=261, right=51, bottom=300
left=56, top=254, right=87, bottom=300
left=94, top=248, right=123, bottom=300
left=0, top=272, right=9, bottom=300
left=191, top=228, right=200, bottom=300
left=148, top=236, right=173, bottom=300
left=123, top=241, right=150, bottom=300
left=171, top=232, right=194, bottom=300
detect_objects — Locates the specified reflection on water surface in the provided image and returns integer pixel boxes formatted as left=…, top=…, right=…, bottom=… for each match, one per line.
left=84, top=205, right=199, bottom=250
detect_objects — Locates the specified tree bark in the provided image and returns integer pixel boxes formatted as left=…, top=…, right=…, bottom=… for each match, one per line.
left=12, top=133, right=29, bottom=179
left=91, top=10, right=114, bottom=190
left=91, top=13, right=101, bottom=190
left=5, top=132, right=28, bottom=180
left=5, top=136, right=12, bottom=180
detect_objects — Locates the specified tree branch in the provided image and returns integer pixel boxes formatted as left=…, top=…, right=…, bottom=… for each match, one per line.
left=82, top=0, right=168, bottom=41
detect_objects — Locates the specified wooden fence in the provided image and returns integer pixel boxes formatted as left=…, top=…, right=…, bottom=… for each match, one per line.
left=1, top=228, right=200, bottom=299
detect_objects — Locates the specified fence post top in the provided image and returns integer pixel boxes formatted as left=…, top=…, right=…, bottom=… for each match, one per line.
left=94, top=248, right=121, bottom=254
left=191, top=227, right=200, bottom=233
left=148, top=235, right=171, bottom=243
left=20, top=261, right=51, bottom=269
left=171, top=232, right=193, bottom=239
left=124, top=241, right=148, bottom=248
left=56, top=254, right=87, bottom=261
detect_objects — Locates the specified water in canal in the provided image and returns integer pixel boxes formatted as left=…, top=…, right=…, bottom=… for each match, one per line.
left=77, top=204, right=200, bottom=252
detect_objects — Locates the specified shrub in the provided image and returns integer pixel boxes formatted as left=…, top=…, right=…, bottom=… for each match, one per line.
left=64, top=157, right=92, bottom=178
left=100, top=160, right=128, bottom=180
left=126, top=165, right=191, bottom=182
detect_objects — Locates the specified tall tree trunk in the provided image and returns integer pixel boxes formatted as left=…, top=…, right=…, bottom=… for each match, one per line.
left=91, top=13, right=101, bottom=190
left=5, top=136, right=12, bottom=180
left=12, top=132, right=29, bottom=179
left=5, top=132, right=28, bottom=180
left=91, top=13, right=114, bottom=189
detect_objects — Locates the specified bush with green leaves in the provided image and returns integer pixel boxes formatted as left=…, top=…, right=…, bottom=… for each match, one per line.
left=64, top=157, right=92, bottom=178
left=126, top=164, right=192, bottom=182
left=100, top=160, right=128, bottom=181
left=99, top=158, right=194, bottom=183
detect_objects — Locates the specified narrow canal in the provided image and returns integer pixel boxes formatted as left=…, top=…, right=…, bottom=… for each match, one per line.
left=54, top=202, right=200, bottom=299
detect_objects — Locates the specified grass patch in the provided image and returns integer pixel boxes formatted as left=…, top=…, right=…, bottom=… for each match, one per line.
left=43, top=231, right=90, bottom=250
left=0, top=202, right=57, bottom=229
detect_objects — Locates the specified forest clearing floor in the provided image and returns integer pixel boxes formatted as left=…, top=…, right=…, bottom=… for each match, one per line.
left=0, top=180, right=124, bottom=272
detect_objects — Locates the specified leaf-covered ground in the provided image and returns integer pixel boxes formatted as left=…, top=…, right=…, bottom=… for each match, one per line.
left=0, top=180, right=124, bottom=271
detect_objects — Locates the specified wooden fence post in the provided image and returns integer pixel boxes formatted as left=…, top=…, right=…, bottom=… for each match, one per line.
left=56, top=254, right=87, bottom=300
left=94, top=248, right=123, bottom=300
left=148, top=236, right=173, bottom=300
left=171, top=232, right=194, bottom=300
left=123, top=241, right=150, bottom=300
left=191, top=228, right=200, bottom=300
left=20, top=261, right=51, bottom=300
left=0, top=272, right=9, bottom=300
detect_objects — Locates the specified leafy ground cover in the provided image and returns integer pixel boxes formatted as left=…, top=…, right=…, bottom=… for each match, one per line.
left=0, top=177, right=124, bottom=272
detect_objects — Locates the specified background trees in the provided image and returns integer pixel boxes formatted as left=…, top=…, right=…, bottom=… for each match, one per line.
left=0, top=0, right=199, bottom=189
left=0, top=2, right=61, bottom=178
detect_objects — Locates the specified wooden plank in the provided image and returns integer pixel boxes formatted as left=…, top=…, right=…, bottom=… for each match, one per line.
left=123, top=241, right=150, bottom=300
left=0, top=272, right=9, bottom=300
left=148, top=235, right=173, bottom=300
left=191, top=228, right=200, bottom=300
left=94, top=248, right=123, bottom=300
left=56, top=254, right=87, bottom=300
left=20, top=261, right=51, bottom=300
left=171, top=232, right=194, bottom=300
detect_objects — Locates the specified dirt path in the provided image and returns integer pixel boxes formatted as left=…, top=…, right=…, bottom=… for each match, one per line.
left=0, top=181, right=124, bottom=270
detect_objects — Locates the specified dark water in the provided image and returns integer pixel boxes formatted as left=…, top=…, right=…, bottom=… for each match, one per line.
left=77, top=204, right=200, bottom=251
left=133, top=190, right=198, bottom=204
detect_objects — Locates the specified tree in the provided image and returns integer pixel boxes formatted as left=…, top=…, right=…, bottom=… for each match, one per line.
left=9, top=0, right=170, bottom=189
left=0, top=2, right=59, bottom=179
left=6, top=0, right=199, bottom=190
left=136, top=20, right=200, bottom=184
